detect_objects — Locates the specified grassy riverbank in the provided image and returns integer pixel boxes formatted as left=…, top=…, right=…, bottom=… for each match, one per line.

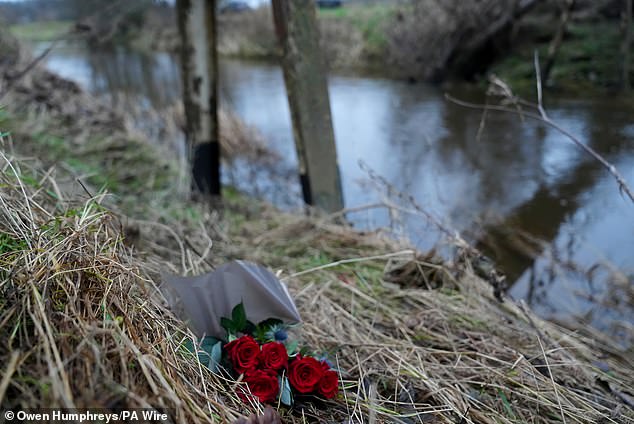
left=1, top=29, right=634, bottom=423
left=3, top=112, right=634, bottom=423
left=8, top=20, right=73, bottom=42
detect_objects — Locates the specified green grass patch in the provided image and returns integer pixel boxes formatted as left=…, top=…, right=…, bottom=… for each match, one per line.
left=9, top=20, right=73, bottom=42
left=317, top=7, right=351, bottom=19
left=492, top=21, right=633, bottom=92
left=319, top=4, right=397, bottom=56
left=0, top=232, right=26, bottom=255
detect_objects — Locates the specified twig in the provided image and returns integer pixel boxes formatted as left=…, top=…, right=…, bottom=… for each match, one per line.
left=445, top=94, right=634, bottom=203
left=284, top=250, right=415, bottom=280
left=533, top=51, right=548, bottom=119
left=458, top=406, right=471, bottom=424
left=0, top=350, right=20, bottom=404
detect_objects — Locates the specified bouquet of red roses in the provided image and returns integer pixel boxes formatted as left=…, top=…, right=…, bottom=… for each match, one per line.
left=187, top=303, right=339, bottom=406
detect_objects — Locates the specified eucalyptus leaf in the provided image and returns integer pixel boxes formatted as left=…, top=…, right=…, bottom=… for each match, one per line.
left=198, top=336, right=221, bottom=368
left=279, top=376, right=293, bottom=406
left=285, top=340, right=299, bottom=355
left=209, top=341, right=223, bottom=373
left=184, top=336, right=223, bottom=373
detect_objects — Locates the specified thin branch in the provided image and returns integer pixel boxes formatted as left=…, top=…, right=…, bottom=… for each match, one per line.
left=533, top=50, right=548, bottom=119
left=283, top=250, right=416, bottom=280
left=445, top=94, right=634, bottom=203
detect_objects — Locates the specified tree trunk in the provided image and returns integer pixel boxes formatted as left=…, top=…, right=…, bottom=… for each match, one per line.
left=542, top=0, right=576, bottom=83
left=176, top=0, right=220, bottom=195
left=443, top=0, right=542, bottom=79
left=271, top=0, right=344, bottom=213
left=622, top=0, right=632, bottom=91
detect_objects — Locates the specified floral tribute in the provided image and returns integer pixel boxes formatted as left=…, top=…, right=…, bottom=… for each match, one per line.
left=186, top=303, right=339, bottom=406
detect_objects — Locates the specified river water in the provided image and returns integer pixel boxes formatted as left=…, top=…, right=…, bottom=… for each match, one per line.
left=38, top=42, right=634, bottom=344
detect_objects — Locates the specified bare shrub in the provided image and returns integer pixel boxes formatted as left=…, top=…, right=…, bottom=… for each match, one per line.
left=385, top=0, right=535, bottom=81
left=319, top=17, right=365, bottom=69
left=218, top=7, right=279, bottom=58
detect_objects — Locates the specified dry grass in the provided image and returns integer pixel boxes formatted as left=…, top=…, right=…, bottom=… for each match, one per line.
left=0, top=146, right=250, bottom=422
left=2, top=142, right=633, bottom=423
left=1, top=25, right=633, bottom=424
left=217, top=7, right=279, bottom=59
left=223, top=208, right=634, bottom=423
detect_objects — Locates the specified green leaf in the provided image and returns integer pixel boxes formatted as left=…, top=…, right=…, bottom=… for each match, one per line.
left=279, top=376, right=293, bottom=406
left=221, top=317, right=235, bottom=333
left=231, top=302, right=247, bottom=332
left=187, top=336, right=223, bottom=373
left=497, top=389, right=516, bottom=419
left=257, top=318, right=284, bottom=329
left=253, top=319, right=278, bottom=343
left=253, top=327, right=269, bottom=343
left=244, top=320, right=256, bottom=335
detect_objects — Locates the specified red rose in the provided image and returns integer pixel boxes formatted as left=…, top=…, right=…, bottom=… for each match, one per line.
left=288, top=356, right=323, bottom=393
left=317, top=370, right=339, bottom=399
left=260, top=342, right=288, bottom=371
left=239, top=369, right=280, bottom=404
left=224, top=335, right=260, bottom=373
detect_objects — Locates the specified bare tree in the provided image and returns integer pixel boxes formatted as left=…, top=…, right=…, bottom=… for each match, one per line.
left=542, top=0, right=576, bottom=83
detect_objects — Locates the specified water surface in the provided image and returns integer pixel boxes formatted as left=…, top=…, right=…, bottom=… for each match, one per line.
left=38, top=42, right=634, bottom=343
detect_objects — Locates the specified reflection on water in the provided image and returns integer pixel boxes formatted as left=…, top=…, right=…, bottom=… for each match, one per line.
left=39, top=42, right=634, bottom=341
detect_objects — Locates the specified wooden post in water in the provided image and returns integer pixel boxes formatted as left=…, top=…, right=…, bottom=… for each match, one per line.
left=271, top=0, right=344, bottom=213
left=176, top=0, right=221, bottom=195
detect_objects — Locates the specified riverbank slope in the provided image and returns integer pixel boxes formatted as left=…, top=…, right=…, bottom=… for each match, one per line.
left=1, top=29, right=633, bottom=423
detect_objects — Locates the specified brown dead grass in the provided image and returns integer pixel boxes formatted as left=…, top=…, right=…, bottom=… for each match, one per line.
left=2, top=145, right=633, bottom=423
left=1, top=25, right=633, bottom=424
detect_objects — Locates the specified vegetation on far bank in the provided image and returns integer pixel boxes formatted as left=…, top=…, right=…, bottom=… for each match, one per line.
left=213, top=1, right=634, bottom=92
left=6, top=1, right=634, bottom=94
left=8, top=20, right=73, bottom=42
